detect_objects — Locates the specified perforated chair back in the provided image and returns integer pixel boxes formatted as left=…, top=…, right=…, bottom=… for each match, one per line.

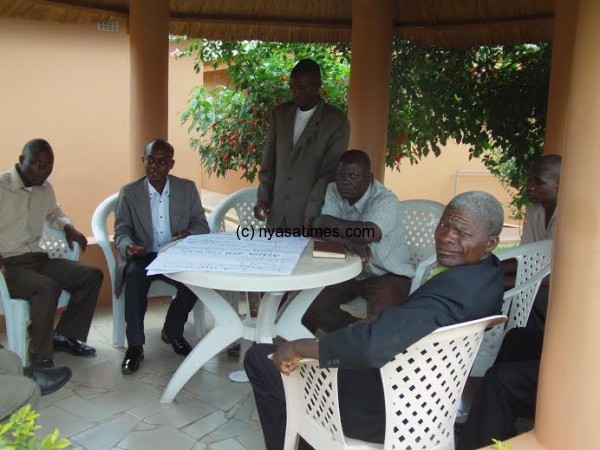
left=470, top=240, right=553, bottom=377
left=207, top=187, right=264, bottom=232
left=399, top=199, right=445, bottom=269
left=282, top=315, right=507, bottom=450
left=0, top=223, right=79, bottom=365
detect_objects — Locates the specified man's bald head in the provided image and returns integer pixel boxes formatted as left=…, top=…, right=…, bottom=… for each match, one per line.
left=22, top=138, right=53, bottom=158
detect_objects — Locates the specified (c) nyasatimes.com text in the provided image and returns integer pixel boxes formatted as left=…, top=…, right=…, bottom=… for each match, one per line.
left=236, top=225, right=375, bottom=241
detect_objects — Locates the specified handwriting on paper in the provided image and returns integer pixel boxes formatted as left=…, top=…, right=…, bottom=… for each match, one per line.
left=146, top=233, right=310, bottom=276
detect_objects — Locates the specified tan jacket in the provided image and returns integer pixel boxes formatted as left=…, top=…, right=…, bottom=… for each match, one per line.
left=257, top=100, right=350, bottom=229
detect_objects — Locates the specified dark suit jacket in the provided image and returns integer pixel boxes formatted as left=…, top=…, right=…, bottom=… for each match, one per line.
left=113, top=175, right=210, bottom=294
left=256, top=100, right=350, bottom=229
left=318, top=255, right=504, bottom=442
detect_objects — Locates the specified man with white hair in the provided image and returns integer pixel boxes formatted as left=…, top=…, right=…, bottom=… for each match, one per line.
left=245, top=191, right=506, bottom=449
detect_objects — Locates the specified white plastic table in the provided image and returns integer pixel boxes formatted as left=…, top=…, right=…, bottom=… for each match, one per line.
left=160, top=240, right=362, bottom=403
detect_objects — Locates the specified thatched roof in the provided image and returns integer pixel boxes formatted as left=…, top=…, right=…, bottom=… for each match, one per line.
left=0, top=0, right=554, bottom=47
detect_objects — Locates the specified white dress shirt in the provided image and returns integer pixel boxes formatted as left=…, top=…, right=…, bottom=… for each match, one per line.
left=146, top=178, right=171, bottom=252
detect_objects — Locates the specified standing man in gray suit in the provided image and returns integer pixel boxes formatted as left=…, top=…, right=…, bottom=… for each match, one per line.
left=254, top=59, right=350, bottom=229
left=114, top=139, right=210, bottom=375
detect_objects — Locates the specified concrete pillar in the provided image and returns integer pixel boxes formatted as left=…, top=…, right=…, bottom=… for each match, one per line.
left=543, top=0, right=577, bottom=156
left=347, top=0, right=394, bottom=181
left=129, top=0, right=169, bottom=178
left=507, top=0, right=600, bottom=448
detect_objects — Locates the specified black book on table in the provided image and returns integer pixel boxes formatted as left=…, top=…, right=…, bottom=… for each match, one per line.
left=312, top=240, right=346, bottom=259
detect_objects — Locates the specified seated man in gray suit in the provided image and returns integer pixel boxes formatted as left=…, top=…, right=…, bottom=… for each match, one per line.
left=114, top=139, right=210, bottom=375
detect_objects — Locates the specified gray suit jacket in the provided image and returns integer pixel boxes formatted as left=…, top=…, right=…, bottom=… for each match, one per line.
left=257, top=100, right=350, bottom=229
left=113, top=175, right=210, bottom=294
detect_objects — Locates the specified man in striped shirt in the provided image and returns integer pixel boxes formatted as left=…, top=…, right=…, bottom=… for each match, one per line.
left=303, top=150, right=414, bottom=332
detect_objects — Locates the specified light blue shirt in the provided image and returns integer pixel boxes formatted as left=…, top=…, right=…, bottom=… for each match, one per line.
left=146, top=178, right=171, bottom=252
left=321, top=180, right=415, bottom=279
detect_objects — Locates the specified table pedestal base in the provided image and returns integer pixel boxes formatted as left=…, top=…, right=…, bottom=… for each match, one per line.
left=160, top=286, right=322, bottom=403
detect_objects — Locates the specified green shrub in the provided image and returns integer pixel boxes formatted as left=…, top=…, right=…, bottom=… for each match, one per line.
left=491, top=438, right=511, bottom=449
left=0, top=405, right=70, bottom=450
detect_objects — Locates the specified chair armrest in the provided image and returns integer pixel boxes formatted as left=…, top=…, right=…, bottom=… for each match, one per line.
left=268, top=353, right=320, bottom=366
left=0, top=270, right=12, bottom=313
left=503, top=263, right=551, bottom=299
left=40, top=223, right=81, bottom=261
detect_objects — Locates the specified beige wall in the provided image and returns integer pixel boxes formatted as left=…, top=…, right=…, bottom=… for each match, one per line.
left=0, top=17, right=516, bottom=233
left=387, top=142, right=517, bottom=224
left=0, top=17, right=520, bottom=232
left=0, top=17, right=203, bottom=238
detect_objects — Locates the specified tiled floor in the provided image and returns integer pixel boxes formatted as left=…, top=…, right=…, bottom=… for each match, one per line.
left=5, top=302, right=266, bottom=450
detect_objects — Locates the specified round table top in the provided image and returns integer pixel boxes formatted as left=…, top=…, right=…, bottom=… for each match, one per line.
left=165, top=240, right=363, bottom=292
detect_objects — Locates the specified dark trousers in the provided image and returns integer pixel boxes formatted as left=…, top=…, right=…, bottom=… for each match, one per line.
left=124, top=252, right=197, bottom=347
left=457, top=328, right=544, bottom=450
left=303, top=274, right=411, bottom=333
left=3, top=252, right=103, bottom=359
left=245, top=343, right=385, bottom=450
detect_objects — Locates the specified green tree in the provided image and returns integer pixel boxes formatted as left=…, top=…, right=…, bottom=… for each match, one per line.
left=179, top=39, right=551, bottom=213
left=387, top=40, right=551, bottom=213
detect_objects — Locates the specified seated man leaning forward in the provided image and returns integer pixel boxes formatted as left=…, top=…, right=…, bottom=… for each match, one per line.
left=302, top=149, right=414, bottom=332
left=114, top=139, right=210, bottom=375
left=245, top=191, right=505, bottom=450
left=0, top=139, right=102, bottom=368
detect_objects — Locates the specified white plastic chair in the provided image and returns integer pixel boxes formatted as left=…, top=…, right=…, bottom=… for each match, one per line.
left=399, top=199, right=446, bottom=271
left=340, top=199, right=445, bottom=319
left=91, top=193, right=206, bottom=348
left=470, top=239, right=553, bottom=377
left=207, top=186, right=265, bottom=232
left=0, top=224, right=80, bottom=365
left=207, top=187, right=265, bottom=360
left=282, top=315, right=507, bottom=450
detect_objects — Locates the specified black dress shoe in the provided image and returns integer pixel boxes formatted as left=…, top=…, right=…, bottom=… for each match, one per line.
left=161, top=330, right=192, bottom=356
left=53, top=332, right=96, bottom=356
left=122, top=346, right=144, bottom=375
left=30, top=353, right=54, bottom=368
left=24, top=365, right=72, bottom=395
left=227, top=344, right=241, bottom=358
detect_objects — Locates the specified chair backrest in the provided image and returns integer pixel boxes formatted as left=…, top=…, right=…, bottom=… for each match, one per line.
left=379, top=315, right=506, bottom=449
left=470, top=240, right=553, bottom=377
left=496, top=239, right=553, bottom=292
left=207, top=187, right=265, bottom=232
left=398, top=199, right=445, bottom=269
left=91, top=193, right=119, bottom=290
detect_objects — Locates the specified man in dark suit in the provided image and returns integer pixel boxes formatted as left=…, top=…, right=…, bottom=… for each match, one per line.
left=245, top=191, right=506, bottom=450
left=254, top=58, right=350, bottom=229
left=114, top=139, right=210, bottom=375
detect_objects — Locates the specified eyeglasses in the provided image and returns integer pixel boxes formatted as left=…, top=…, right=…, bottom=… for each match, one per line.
left=142, top=156, right=171, bottom=167
left=335, top=172, right=362, bottom=182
